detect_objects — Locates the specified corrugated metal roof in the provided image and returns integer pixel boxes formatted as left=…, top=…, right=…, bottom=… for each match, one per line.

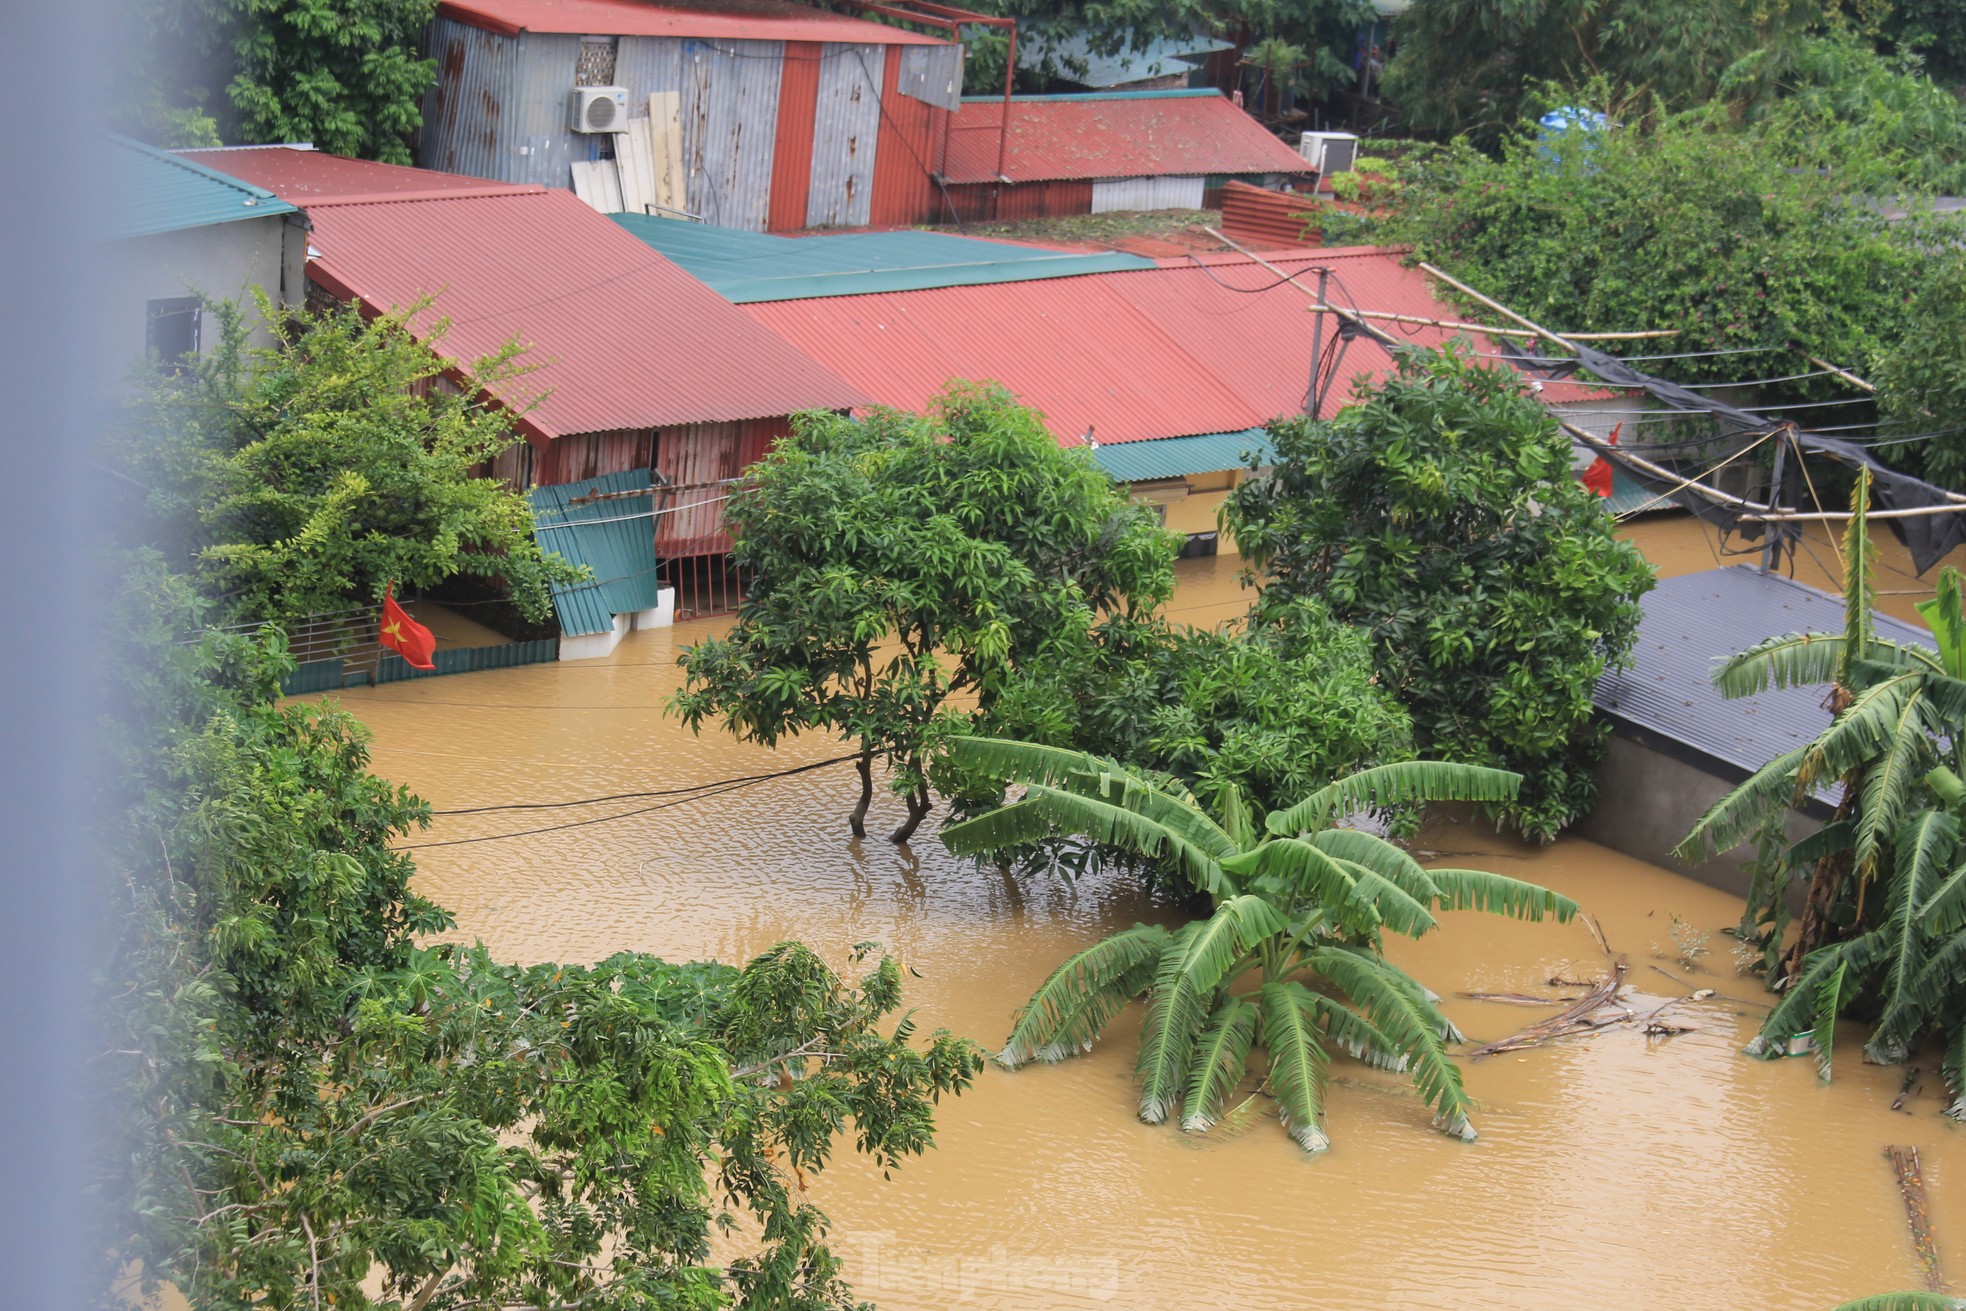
left=184, top=145, right=529, bottom=204
left=1594, top=565, right=1933, bottom=780
left=301, top=187, right=867, bottom=439
left=1095, top=429, right=1273, bottom=481
left=743, top=244, right=1618, bottom=451
left=945, top=91, right=1309, bottom=184
left=611, top=216, right=1153, bottom=300
left=530, top=469, right=664, bottom=635
left=437, top=0, right=945, bottom=43
left=104, top=132, right=298, bottom=240
left=1017, top=31, right=1231, bottom=89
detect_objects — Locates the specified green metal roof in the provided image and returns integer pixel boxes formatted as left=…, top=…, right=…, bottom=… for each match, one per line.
left=1095, top=429, right=1274, bottom=482
left=611, top=215, right=1153, bottom=303
left=1604, top=466, right=1674, bottom=516
left=103, top=133, right=298, bottom=240
left=530, top=470, right=663, bottom=636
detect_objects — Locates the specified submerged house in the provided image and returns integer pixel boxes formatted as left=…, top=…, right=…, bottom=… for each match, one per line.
left=192, top=145, right=864, bottom=649
left=417, top=0, right=965, bottom=230
left=941, top=89, right=1311, bottom=221
left=103, top=134, right=303, bottom=374
left=1583, top=565, right=1934, bottom=891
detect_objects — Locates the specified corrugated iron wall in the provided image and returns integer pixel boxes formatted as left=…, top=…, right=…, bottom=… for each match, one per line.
left=896, top=44, right=963, bottom=112
left=869, top=47, right=950, bottom=226
left=534, top=428, right=652, bottom=486
left=679, top=39, right=783, bottom=231
left=768, top=41, right=822, bottom=231
left=943, top=179, right=1093, bottom=223
left=1090, top=175, right=1206, bottom=213
left=806, top=44, right=883, bottom=228
left=419, top=18, right=591, bottom=187
left=654, top=416, right=785, bottom=557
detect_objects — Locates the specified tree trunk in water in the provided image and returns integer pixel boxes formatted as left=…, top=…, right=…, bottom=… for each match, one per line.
left=1782, top=755, right=1862, bottom=982
left=890, top=785, right=931, bottom=845
left=848, top=748, right=874, bottom=839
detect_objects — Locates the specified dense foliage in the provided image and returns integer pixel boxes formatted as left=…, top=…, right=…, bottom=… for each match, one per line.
left=1321, top=104, right=1928, bottom=390
left=115, top=295, right=582, bottom=626
left=985, top=598, right=1414, bottom=821
left=96, top=558, right=983, bottom=1309
left=941, top=738, right=1576, bottom=1152
left=1873, top=255, right=1966, bottom=489
left=1679, top=478, right=1966, bottom=1115
left=116, top=0, right=435, bottom=159
left=1228, top=346, right=1653, bottom=841
left=1383, top=0, right=1820, bottom=146
left=670, top=386, right=1177, bottom=843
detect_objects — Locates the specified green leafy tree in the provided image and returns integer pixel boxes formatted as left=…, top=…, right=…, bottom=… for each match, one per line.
left=1382, top=0, right=1821, bottom=146
left=670, top=385, right=1178, bottom=844
left=941, top=738, right=1577, bottom=1151
left=96, top=556, right=983, bottom=1310
left=1829, top=1297, right=1966, bottom=1311
left=1873, top=253, right=1966, bottom=489
left=115, top=0, right=436, bottom=159
left=1677, top=479, right=1966, bottom=1113
left=1325, top=102, right=1927, bottom=391
left=115, top=294, right=584, bottom=626
left=1227, top=345, right=1654, bottom=841
left=985, top=597, right=1415, bottom=821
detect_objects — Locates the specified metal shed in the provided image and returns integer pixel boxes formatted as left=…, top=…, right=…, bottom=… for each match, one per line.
left=419, top=0, right=961, bottom=231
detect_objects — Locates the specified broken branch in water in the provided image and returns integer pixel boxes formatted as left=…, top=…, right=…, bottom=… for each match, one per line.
left=1471, top=958, right=1631, bottom=1059
left=1457, top=990, right=1585, bottom=1006
left=1885, top=1144, right=1947, bottom=1292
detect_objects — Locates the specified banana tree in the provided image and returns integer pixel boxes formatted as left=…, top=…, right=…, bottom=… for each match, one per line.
left=941, top=737, right=1578, bottom=1153
left=1677, top=475, right=1966, bottom=1106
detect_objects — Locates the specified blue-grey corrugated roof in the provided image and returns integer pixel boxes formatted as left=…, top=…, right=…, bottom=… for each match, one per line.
left=102, top=133, right=298, bottom=240
left=1594, top=565, right=1934, bottom=780
left=530, top=470, right=663, bottom=637
left=1095, top=429, right=1273, bottom=481
left=610, top=216, right=1153, bottom=302
left=1016, top=31, right=1231, bottom=89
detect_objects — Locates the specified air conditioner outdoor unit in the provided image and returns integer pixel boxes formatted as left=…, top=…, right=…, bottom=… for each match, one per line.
left=572, top=86, right=628, bottom=134
left=1298, top=130, right=1360, bottom=175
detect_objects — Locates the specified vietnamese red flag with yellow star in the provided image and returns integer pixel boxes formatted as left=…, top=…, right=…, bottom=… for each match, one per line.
left=379, top=586, right=437, bottom=670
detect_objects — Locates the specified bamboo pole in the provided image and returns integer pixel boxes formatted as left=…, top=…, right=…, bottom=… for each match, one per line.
left=1418, top=262, right=1575, bottom=351
left=1806, top=354, right=1877, bottom=393
left=1885, top=1145, right=1947, bottom=1292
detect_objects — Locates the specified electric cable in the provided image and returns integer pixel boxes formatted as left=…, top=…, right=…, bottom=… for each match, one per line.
left=429, top=752, right=862, bottom=815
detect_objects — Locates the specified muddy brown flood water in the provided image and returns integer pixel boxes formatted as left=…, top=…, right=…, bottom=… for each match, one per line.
left=330, top=533, right=1963, bottom=1310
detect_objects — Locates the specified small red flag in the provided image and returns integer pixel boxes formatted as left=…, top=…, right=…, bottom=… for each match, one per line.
left=380, top=585, right=437, bottom=670
left=1580, top=421, right=1622, bottom=499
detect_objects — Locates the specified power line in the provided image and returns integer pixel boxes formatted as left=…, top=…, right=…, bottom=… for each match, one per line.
left=430, top=752, right=861, bottom=815
left=395, top=753, right=860, bottom=849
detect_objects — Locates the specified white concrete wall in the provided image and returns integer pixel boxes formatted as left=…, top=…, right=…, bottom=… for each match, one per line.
left=104, top=212, right=306, bottom=383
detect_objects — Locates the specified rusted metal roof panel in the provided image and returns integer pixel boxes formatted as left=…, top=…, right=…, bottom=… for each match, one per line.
left=187, top=145, right=531, bottom=204
left=303, top=187, right=866, bottom=438
left=945, top=90, right=1309, bottom=184
left=768, top=41, right=823, bottom=230
left=805, top=44, right=883, bottom=228
left=742, top=244, right=1612, bottom=451
left=438, top=0, right=946, bottom=43
left=869, top=44, right=949, bottom=226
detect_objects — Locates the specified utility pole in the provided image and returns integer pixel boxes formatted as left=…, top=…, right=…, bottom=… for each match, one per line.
left=1760, top=430, right=1788, bottom=574
left=1303, top=268, right=1330, bottom=416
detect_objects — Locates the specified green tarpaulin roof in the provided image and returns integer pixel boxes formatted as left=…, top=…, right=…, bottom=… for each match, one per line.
left=530, top=470, right=662, bottom=636
left=1094, top=430, right=1273, bottom=481
left=612, top=216, right=1152, bottom=303
left=106, top=134, right=298, bottom=240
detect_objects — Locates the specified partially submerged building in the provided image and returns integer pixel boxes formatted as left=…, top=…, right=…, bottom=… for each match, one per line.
left=193, top=145, right=864, bottom=650
left=417, top=0, right=964, bottom=230
left=1582, top=565, right=1934, bottom=892
left=941, top=89, right=1311, bottom=221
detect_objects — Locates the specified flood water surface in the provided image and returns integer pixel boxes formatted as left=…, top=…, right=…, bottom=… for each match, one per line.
left=334, top=546, right=1963, bottom=1311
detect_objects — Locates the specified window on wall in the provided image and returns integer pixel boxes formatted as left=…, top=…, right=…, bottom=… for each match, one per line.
left=146, top=297, right=201, bottom=369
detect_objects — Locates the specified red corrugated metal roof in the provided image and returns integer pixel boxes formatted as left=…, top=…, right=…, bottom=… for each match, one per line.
left=945, top=92, right=1310, bottom=184
left=304, top=188, right=867, bottom=440
left=437, top=0, right=946, bottom=42
left=185, top=147, right=527, bottom=204
left=741, top=244, right=1616, bottom=448
left=184, top=146, right=529, bottom=205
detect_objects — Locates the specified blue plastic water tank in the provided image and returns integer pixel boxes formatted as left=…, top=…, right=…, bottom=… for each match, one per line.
left=1537, top=106, right=1610, bottom=168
